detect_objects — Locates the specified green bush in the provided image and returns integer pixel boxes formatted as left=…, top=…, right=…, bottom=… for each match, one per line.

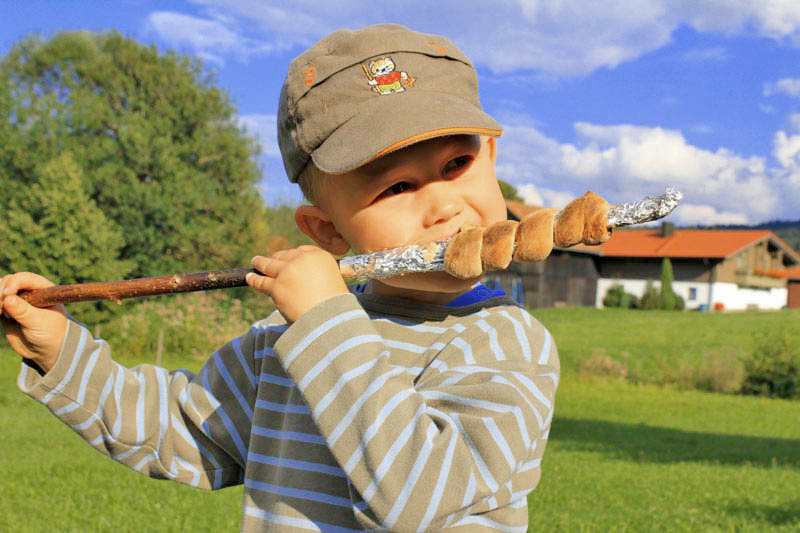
left=635, top=281, right=661, bottom=310
left=741, top=329, right=800, bottom=399
left=98, top=291, right=276, bottom=364
left=633, top=279, right=685, bottom=311
left=602, top=284, right=637, bottom=308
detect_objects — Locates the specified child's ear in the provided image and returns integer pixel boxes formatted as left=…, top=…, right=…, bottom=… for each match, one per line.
left=295, top=205, right=351, bottom=256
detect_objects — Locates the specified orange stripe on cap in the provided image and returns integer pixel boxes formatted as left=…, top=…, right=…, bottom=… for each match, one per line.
left=373, top=127, right=503, bottom=159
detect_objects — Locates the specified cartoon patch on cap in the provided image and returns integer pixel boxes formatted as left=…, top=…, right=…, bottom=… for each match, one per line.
left=362, top=56, right=416, bottom=95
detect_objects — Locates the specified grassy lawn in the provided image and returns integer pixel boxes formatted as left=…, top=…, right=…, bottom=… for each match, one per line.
left=532, top=307, right=800, bottom=383
left=1, top=308, right=798, bottom=531
left=529, top=379, right=800, bottom=531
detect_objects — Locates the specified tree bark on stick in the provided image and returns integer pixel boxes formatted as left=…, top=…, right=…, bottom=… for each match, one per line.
left=18, top=267, right=256, bottom=308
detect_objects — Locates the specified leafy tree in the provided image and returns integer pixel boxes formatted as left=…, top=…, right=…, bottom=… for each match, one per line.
left=0, top=153, right=133, bottom=283
left=498, top=180, right=523, bottom=202
left=0, top=30, right=269, bottom=285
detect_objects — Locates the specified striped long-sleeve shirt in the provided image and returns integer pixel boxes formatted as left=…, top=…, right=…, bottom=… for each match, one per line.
left=18, top=291, right=559, bottom=532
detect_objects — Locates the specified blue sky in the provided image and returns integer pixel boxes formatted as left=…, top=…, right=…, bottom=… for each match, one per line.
left=4, top=0, right=800, bottom=225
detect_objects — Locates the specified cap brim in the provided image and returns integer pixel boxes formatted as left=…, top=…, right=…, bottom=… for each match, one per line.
left=311, top=91, right=502, bottom=175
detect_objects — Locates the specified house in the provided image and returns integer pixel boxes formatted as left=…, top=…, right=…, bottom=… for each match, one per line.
left=766, top=266, right=800, bottom=309
left=496, top=201, right=800, bottom=310
left=587, top=224, right=800, bottom=310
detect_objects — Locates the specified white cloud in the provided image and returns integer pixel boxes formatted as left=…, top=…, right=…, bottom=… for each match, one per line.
left=677, top=204, right=749, bottom=226
left=238, top=114, right=279, bottom=156
left=146, top=10, right=290, bottom=64
left=166, top=0, right=800, bottom=76
left=496, top=119, right=797, bottom=225
left=516, top=183, right=575, bottom=209
left=764, top=78, right=800, bottom=98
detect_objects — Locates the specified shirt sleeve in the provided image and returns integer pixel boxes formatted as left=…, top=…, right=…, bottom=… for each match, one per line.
left=16, top=314, right=278, bottom=491
left=273, top=293, right=559, bottom=531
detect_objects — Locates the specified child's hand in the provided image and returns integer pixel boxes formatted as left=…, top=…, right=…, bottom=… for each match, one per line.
left=246, top=245, right=349, bottom=323
left=0, top=273, right=68, bottom=373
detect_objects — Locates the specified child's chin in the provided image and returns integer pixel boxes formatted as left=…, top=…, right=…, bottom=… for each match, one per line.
left=376, top=271, right=479, bottom=296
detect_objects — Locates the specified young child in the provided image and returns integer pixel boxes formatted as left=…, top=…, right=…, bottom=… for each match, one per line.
left=1, top=24, right=606, bottom=531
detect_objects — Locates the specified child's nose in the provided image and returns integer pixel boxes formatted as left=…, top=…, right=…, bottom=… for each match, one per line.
left=421, top=182, right=464, bottom=228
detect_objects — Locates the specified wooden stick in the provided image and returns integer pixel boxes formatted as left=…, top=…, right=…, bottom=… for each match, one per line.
left=18, top=188, right=682, bottom=308
left=18, top=267, right=256, bottom=308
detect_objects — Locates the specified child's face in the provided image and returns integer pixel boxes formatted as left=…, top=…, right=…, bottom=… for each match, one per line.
left=310, top=135, right=507, bottom=296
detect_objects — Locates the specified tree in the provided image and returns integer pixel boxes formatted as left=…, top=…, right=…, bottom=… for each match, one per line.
left=0, top=31, right=269, bottom=284
left=632, top=260, right=685, bottom=311
left=660, top=258, right=677, bottom=310
left=498, top=180, right=523, bottom=202
left=0, top=153, right=133, bottom=283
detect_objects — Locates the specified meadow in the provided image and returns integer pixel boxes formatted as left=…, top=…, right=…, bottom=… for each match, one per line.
left=1, top=306, right=798, bottom=531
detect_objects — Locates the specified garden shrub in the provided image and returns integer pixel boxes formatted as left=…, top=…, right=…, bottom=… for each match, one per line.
left=100, top=291, right=276, bottom=363
left=741, top=329, right=800, bottom=399
left=602, top=284, right=636, bottom=308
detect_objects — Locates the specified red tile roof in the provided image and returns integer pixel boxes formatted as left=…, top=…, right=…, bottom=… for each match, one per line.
left=591, top=228, right=776, bottom=258
left=504, top=199, right=800, bottom=263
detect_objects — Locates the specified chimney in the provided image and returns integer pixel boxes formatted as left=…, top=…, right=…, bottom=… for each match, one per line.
left=661, top=221, right=675, bottom=237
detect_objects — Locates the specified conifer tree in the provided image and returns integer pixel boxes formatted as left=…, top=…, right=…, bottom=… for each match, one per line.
left=660, top=257, right=676, bottom=310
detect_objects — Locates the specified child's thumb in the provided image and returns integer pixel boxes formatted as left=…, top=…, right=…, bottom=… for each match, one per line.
left=3, top=294, right=36, bottom=325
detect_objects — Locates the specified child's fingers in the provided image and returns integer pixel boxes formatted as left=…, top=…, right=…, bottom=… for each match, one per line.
left=245, top=272, right=274, bottom=294
left=2, top=293, right=32, bottom=323
left=251, top=256, right=286, bottom=278
left=4, top=272, right=56, bottom=292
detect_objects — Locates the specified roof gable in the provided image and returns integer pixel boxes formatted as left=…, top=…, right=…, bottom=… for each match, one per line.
left=592, top=228, right=800, bottom=262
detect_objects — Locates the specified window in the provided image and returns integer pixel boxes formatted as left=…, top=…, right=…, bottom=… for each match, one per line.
left=688, top=287, right=697, bottom=301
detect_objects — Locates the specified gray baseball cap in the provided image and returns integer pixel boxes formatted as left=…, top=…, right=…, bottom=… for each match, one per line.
left=278, top=24, right=503, bottom=182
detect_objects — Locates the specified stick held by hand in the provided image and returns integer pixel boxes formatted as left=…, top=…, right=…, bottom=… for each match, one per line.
left=19, top=188, right=682, bottom=308
left=19, top=267, right=256, bottom=308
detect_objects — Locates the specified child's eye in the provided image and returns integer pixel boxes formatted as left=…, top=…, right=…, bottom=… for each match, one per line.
left=379, top=181, right=414, bottom=198
left=444, top=155, right=473, bottom=174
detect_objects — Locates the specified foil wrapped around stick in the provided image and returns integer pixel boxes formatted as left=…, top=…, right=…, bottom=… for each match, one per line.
left=339, top=187, right=683, bottom=281
left=19, top=188, right=683, bottom=308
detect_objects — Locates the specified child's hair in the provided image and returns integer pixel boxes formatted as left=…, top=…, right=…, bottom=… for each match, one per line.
left=296, top=163, right=319, bottom=204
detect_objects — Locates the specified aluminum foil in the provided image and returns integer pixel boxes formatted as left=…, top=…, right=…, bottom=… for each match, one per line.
left=339, top=242, right=447, bottom=281
left=338, top=187, right=683, bottom=281
left=606, top=187, right=683, bottom=227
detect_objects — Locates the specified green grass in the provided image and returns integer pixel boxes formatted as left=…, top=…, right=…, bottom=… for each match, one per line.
left=529, top=379, right=800, bottom=531
left=2, top=308, right=799, bottom=531
left=0, top=353, right=242, bottom=532
left=531, top=308, right=800, bottom=383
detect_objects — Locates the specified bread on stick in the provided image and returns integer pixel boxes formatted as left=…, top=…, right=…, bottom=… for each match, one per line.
left=444, top=227, right=485, bottom=279
left=553, top=191, right=611, bottom=247
left=481, top=220, right=519, bottom=270
left=514, top=208, right=558, bottom=263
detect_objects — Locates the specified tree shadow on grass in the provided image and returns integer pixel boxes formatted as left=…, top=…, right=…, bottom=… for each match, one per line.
left=725, top=501, right=800, bottom=526
left=551, top=417, right=800, bottom=468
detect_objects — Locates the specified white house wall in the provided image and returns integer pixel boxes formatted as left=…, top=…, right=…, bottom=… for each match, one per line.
left=597, top=278, right=787, bottom=310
